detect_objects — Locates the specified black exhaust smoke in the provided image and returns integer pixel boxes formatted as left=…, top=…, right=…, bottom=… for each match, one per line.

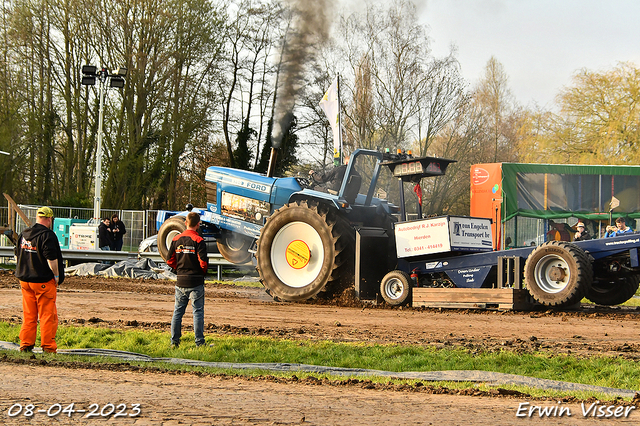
left=272, top=0, right=334, bottom=150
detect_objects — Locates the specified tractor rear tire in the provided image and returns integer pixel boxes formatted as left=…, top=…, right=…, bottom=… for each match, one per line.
left=157, top=217, right=187, bottom=261
left=524, top=241, right=593, bottom=307
left=380, top=270, right=412, bottom=306
left=256, top=200, right=354, bottom=302
left=586, top=274, right=640, bottom=306
left=217, top=230, right=253, bottom=264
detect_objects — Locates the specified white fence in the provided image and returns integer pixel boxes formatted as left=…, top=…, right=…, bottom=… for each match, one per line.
left=1, top=205, right=161, bottom=253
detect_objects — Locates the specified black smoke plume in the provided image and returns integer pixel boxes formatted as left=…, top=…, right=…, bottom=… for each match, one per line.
left=272, top=0, right=334, bottom=148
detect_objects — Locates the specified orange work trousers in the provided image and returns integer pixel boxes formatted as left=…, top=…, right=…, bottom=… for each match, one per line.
left=19, top=279, right=58, bottom=353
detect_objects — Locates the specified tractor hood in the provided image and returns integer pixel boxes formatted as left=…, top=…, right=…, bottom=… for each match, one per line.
left=206, top=167, right=276, bottom=196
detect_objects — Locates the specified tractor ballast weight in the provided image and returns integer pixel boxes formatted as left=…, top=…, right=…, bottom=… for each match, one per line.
left=355, top=156, right=640, bottom=309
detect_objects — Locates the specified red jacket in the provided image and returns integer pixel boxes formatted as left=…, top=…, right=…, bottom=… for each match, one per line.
left=167, top=229, right=208, bottom=287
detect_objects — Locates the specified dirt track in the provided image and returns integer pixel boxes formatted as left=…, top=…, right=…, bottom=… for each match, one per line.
left=1, top=271, right=640, bottom=424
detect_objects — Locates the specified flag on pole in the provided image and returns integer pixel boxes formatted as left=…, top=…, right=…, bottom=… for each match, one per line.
left=319, top=76, right=341, bottom=165
left=610, top=196, right=620, bottom=211
left=413, top=183, right=423, bottom=206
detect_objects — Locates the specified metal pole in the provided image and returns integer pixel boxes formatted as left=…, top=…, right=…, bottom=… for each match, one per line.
left=398, top=178, right=406, bottom=222
left=337, top=74, right=343, bottom=166
left=94, top=72, right=106, bottom=220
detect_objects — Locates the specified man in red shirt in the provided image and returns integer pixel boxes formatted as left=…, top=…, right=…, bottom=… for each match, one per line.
left=167, top=212, right=208, bottom=347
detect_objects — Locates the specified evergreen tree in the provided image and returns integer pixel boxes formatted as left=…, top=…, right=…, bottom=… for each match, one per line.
left=233, top=123, right=255, bottom=170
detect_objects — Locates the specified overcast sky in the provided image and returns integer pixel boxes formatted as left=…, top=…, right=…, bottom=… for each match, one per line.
left=420, top=0, right=640, bottom=108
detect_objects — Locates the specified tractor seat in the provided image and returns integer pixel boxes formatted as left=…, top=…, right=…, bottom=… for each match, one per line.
left=344, top=174, right=362, bottom=204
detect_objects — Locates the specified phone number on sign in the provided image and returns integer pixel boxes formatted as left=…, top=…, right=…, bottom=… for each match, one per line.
left=7, top=402, right=141, bottom=418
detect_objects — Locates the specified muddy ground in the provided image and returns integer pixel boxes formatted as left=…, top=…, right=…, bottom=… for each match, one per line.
left=1, top=270, right=640, bottom=424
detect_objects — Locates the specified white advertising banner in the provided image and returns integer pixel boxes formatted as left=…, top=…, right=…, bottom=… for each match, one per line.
left=448, top=216, right=493, bottom=251
left=395, top=217, right=451, bottom=258
left=394, top=216, right=493, bottom=259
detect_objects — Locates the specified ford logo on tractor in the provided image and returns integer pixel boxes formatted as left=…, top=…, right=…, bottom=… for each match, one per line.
left=244, top=182, right=268, bottom=192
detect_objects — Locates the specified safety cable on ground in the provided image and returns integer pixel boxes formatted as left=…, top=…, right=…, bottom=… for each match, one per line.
left=0, top=341, right=637, bottom=398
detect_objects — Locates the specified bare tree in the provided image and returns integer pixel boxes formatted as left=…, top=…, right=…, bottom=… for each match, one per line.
left=220, top=0, right=284, bottom=170
left=474, top=56, right=518, bottom=162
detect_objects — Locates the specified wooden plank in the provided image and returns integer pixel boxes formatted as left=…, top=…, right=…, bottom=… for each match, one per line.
left=413, top=288, right=521, bottom=302
left=3, top=193, right=31, bottom=228
left=412, top=288, right=533, bottom=311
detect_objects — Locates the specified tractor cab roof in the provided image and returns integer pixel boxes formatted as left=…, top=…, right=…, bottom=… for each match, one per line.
left=381, top=154, right=456, bottom=182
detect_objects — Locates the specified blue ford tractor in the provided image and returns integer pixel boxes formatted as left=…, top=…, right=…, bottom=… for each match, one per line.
left=157, top=148, right=454, bottom=301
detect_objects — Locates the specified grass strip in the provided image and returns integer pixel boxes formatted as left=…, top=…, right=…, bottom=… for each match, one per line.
left=1, top=321, right=638, bottom=393
left=0, top=351, right=625, bottom=402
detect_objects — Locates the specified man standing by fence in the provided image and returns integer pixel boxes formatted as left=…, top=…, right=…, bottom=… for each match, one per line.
left=14, top=206, right=64, bottom=353
left=109, top=214, right=127, bottom=251
left=98, top=218, right=112, bottom=251
left=167, top=212, right=208, bottom=347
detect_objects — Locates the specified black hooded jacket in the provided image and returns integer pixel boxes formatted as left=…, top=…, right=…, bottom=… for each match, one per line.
left=98, top=222, right=113, bottom=248
left=15, top=223, right=65, bottom=284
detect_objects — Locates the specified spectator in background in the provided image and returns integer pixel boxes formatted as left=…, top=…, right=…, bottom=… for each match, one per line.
left=605, top=217, right=634, bottom=238
left=109, top=214, right=126, bottom=251
left=98, top=218, right=112, bottom=251
left=574, top=222, right=591, bottom=241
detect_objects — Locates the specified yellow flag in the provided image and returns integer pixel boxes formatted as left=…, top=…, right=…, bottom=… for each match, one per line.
left=610, top=196, right=620, bottom=210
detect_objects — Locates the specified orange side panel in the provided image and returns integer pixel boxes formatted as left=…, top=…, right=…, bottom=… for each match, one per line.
left=470, top=163, right=503, bottom=249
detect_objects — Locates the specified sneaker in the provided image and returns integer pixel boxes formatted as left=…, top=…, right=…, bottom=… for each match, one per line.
left=171, top=342, right=180, bottom=349
left=19, top=345, right=34, bottom=352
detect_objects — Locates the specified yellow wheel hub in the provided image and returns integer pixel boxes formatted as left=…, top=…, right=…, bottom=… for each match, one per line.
left=285, top=240, right=311, bottom=269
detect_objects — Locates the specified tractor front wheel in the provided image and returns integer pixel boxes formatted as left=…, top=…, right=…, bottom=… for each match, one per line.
left=157, top=217, right=187, bottom=261
left=380, top=270, right=412, bottom=306
left=217, top=230, right=253, bottom=264
left=586, top=274, right=640, bottom=306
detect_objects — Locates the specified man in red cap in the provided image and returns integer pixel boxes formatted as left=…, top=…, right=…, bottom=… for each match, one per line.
left=14, top=206, right=65, bottom=353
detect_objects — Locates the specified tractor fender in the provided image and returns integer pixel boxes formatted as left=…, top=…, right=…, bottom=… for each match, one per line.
left=289, top=189, right=351, bottom=212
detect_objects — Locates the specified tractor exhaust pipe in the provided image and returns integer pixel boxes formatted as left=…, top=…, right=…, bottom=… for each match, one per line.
left=266, top=147, right=277, bottom=178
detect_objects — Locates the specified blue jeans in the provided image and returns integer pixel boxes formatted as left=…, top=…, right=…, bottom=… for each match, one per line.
left=99, top=245, right=110, bottom=264
left=171, top=285, right=205, bottom=346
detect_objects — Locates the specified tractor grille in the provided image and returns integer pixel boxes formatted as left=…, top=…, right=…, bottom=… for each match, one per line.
left=205, top=181, right=217, bottom=205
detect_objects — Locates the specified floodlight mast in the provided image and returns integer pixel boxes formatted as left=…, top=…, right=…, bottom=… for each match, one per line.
left=81, top=65, right=127, bottom=221
left=94, top=70, right=106, bottom=222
